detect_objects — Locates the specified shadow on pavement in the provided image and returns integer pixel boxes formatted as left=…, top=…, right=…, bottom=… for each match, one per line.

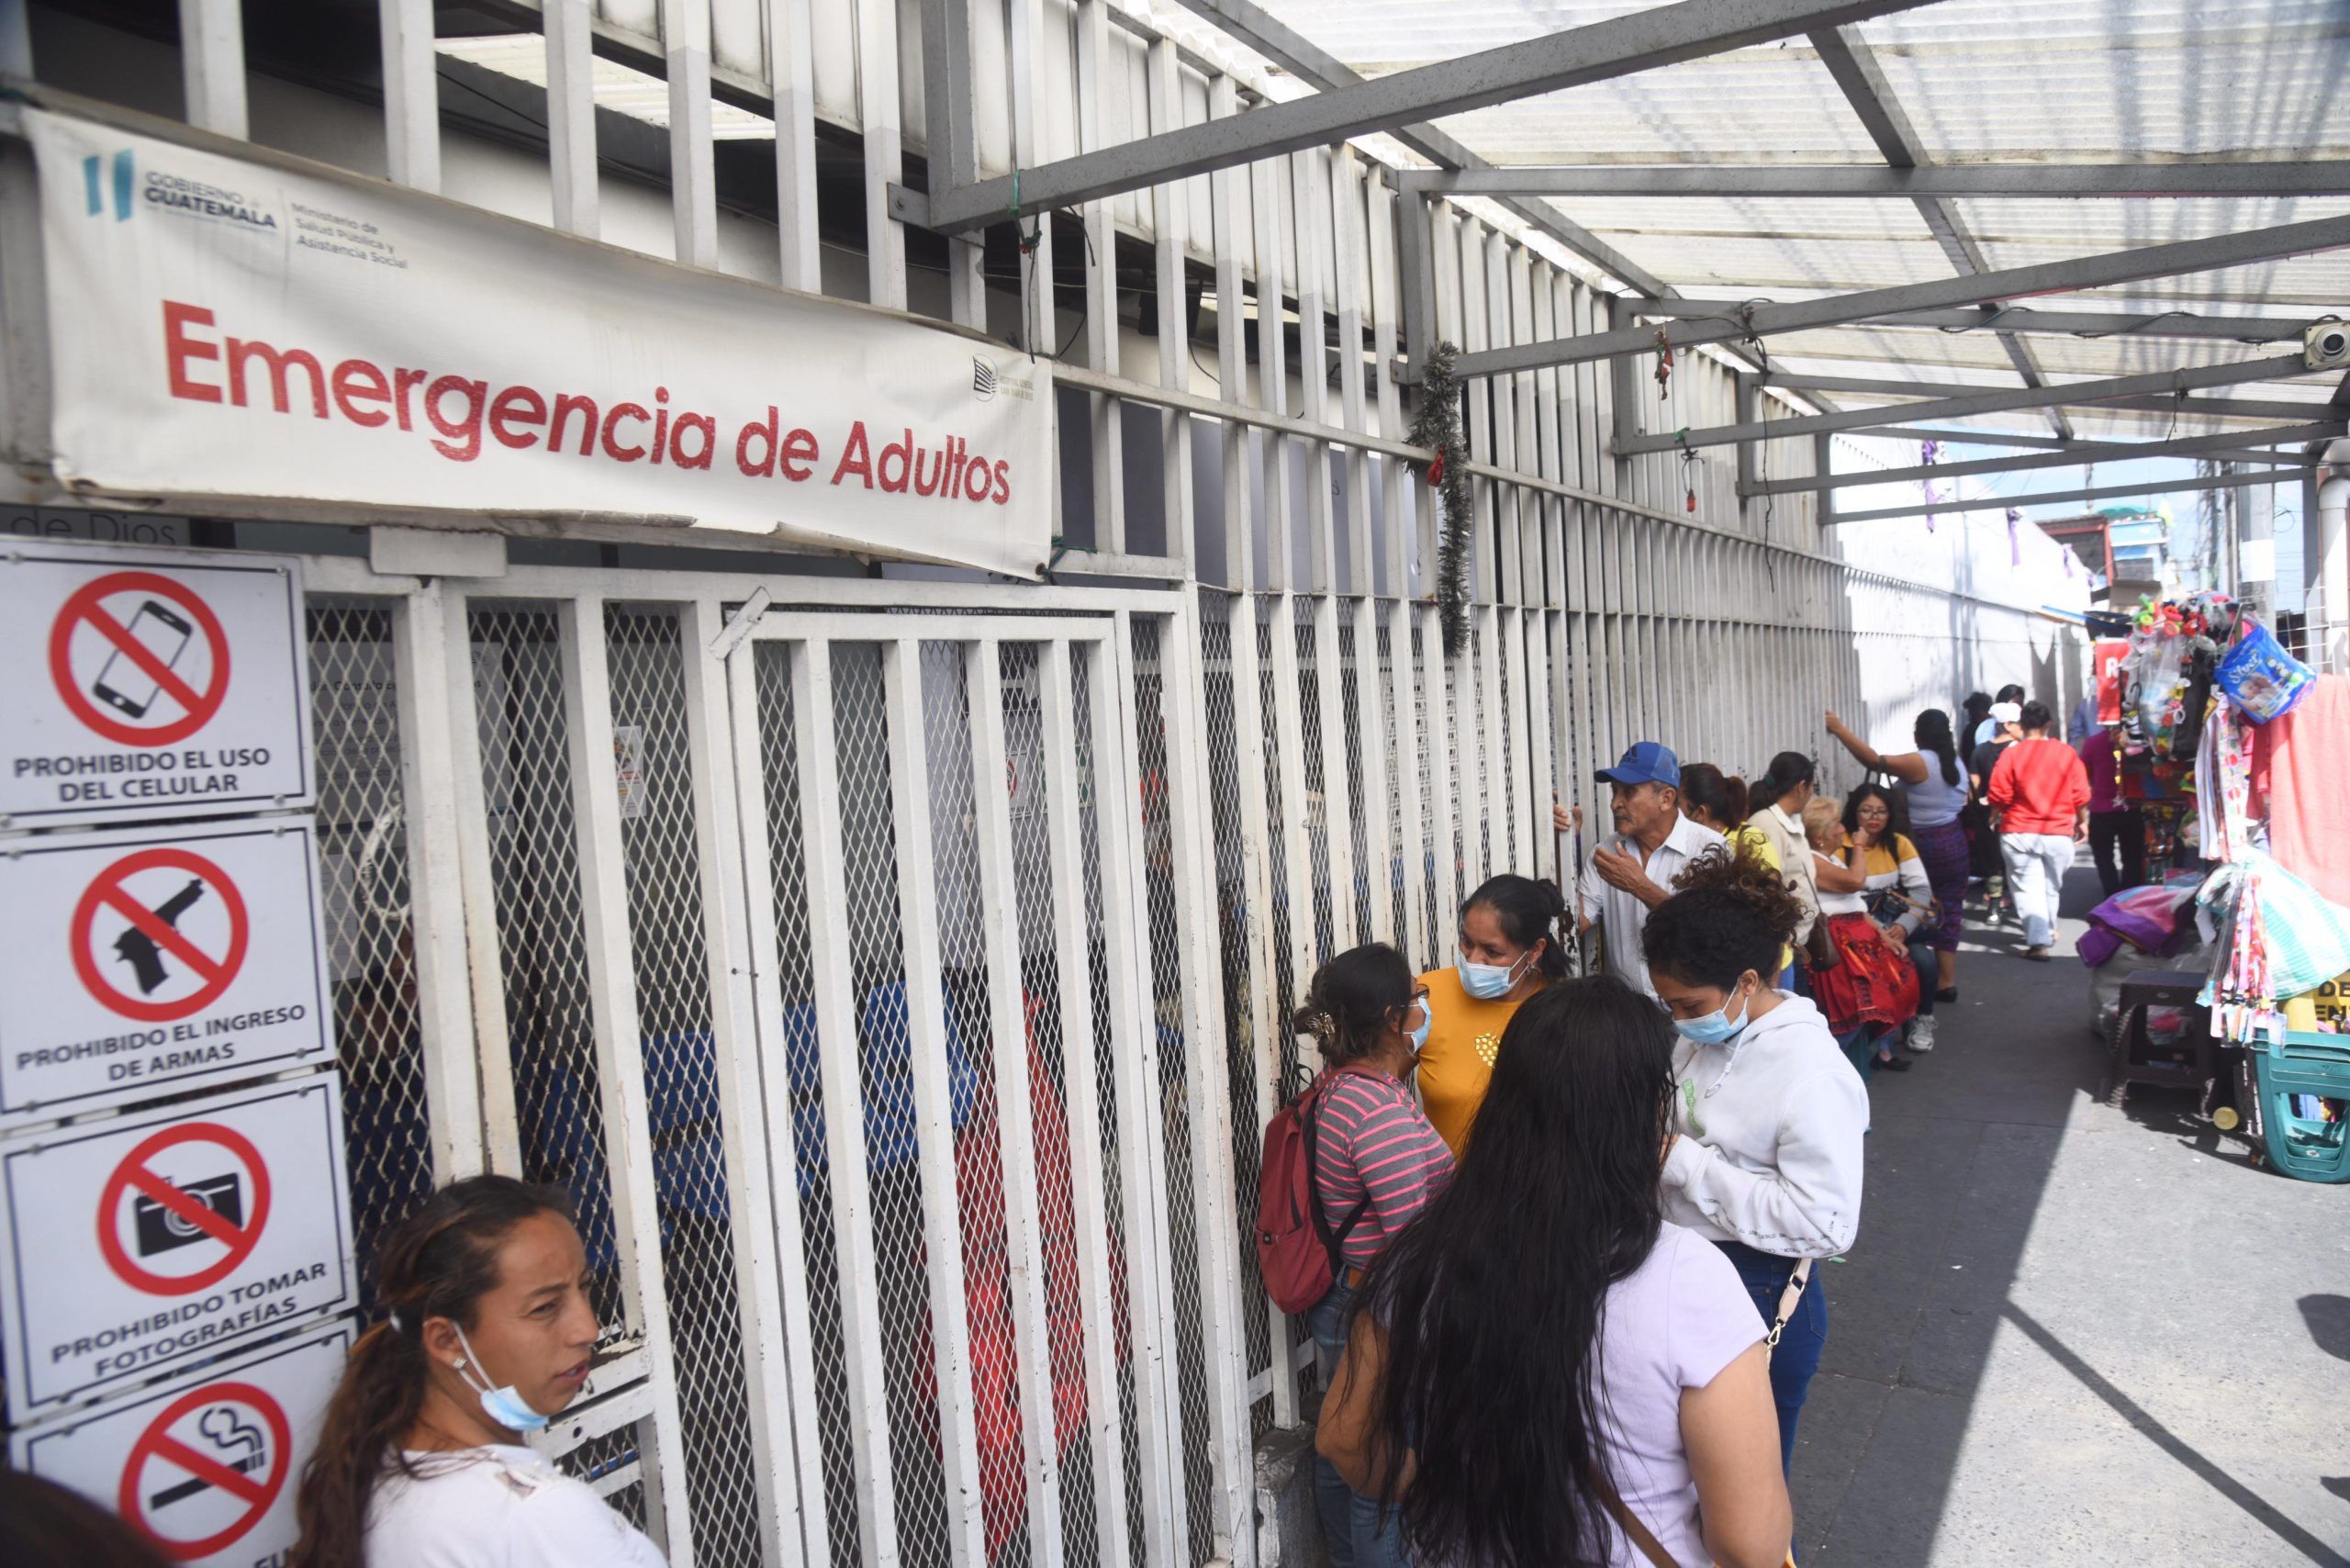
left=1789, top=860, right=2350, bottom=1567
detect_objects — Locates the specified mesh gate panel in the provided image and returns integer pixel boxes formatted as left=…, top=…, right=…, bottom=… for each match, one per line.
left=1374, top=619, right=1409, bottom=958
left=468, top=605, right=625, bottom=1327
left=1069, top=643, right=1147, bottom=1566
left=1497, top=625, right=1517, bottom=872
left=1256, top=599, right=1296, bottom=1034
left=1335, top=611, right=1372, bottom=944
left=1293, top=612, right=1333, bottom=965
left=829, top=643, right=954, bottom=1568
left=1128, top=617, right=1215, bottom=1566
left=1000, top=642, right=1109, bottom=1566
left=308, top=599, right=431, bottom=1277
left=750, top=642, right=863, bottom=1568
left=1412, top=618, right=1440, bottom=963
left=916, top=641, right=1033, bottom=1568
left=1194, top=599, right=1273, bottom=1437
left=557, top=1426, right=650, bottom=1529
left=1471, top=622, right=1491, bottom=872
left=605, top=606, right=762, bottom=1567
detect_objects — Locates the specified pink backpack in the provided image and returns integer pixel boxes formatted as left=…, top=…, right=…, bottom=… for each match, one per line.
left=1254, top=1075, right=1371, bottom=1315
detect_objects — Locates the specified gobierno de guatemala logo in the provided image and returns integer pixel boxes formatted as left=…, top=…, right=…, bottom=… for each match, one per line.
left=81, top=147, right=278, bottom=234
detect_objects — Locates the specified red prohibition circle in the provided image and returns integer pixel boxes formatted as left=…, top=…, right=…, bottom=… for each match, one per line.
left=118, top=1380, right=292, bottom=1562
left=95, top=1121, right=274, bottom=1296
left=47, top=570, right=232, bottom=747
left=70, top=847, right=250, bottom=1023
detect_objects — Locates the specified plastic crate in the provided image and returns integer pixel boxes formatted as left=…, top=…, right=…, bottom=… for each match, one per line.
left=2252, top=1032, right=2350, bottom=1184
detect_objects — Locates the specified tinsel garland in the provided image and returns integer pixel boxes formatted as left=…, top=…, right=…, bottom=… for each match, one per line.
left=1404, top=340, right=1472, bottom=656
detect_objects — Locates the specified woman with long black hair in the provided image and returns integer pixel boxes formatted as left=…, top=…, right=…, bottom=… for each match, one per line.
left=1642, top=851, right=1867, bottom=1486
left=291, top=1176, right=663, bottom=1568
left=1824, top=708, right=1968, bottom=1008
left=1315, top=976, right=1792, bottom=1568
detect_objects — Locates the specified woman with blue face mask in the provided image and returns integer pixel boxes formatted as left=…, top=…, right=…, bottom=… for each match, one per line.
left=1639, top=849, right=1867, bottom=1493
left=1417, top=875, right=1569, bottom=1158
left=1292, top=943, right=1450, bottom=1568
left=292, top=1176, right=666, bottom=1568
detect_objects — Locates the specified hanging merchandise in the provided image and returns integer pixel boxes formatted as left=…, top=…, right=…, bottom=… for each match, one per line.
left=2214, top=617, right=2314, bottom=722
left=2200, top=851, right=2350, bottom=1044
left=2250, top=675, right=2350, bottom=909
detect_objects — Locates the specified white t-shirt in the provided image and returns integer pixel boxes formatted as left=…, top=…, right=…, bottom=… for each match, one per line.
left=367, top=1445, right=668, bottom=1568
left=1593, top=1224, right=1768, bottom=1566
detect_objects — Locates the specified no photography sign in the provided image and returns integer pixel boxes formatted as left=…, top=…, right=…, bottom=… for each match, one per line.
left=0, top=1075, right=352, bottom=1421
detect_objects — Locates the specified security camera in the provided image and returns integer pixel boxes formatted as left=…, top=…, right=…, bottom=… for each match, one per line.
left=2303, top=320, right=2350, bottom=371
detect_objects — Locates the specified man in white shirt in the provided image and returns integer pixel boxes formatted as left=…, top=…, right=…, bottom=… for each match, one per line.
left=1577, top=742, right=1727, bottom=999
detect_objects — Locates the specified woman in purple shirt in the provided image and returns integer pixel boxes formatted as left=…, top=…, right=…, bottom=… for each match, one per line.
left=1316, top=976, right=1790, bottom=1568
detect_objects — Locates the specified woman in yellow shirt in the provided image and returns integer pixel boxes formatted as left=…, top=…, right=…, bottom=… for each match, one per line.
left=1681, top=764, right=1794, bottom=980
left=1417, top=875, right=1568, bottom=1156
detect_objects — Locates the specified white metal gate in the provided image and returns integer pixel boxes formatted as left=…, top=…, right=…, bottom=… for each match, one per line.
left=722, top=610, right=1191, bottom=1568
left=292, top=560, right=1254, bottom=1568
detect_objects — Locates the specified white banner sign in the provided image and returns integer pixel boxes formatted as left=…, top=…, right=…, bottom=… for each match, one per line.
left=0, top=1075, right=355, bottom=1421
left=0, top=816, right=334, bottom=1128
left=28, top=108, right=1054, bottom=577
left=0, top=540, right=313, bottom=827
left=10, top=1319, right=350, bottom=1568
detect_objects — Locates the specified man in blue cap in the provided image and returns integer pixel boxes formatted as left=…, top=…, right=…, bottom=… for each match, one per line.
left=1576, top=742, right=1727, bottom=998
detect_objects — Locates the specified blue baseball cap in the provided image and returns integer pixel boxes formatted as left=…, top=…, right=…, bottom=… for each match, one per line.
left=1596, top=741, right=1680, bottom=790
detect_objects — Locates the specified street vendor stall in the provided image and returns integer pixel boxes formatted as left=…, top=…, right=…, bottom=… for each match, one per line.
left=2084, top=591, right=2350, bottom=1181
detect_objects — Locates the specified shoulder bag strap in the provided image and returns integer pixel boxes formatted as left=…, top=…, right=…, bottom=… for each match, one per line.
left=1300, top=1077, right=1373, bottom=1262
left=1764, top=1257, right=1815, bottom=1359
left=1587, top=1467, right=1678, bottom=1568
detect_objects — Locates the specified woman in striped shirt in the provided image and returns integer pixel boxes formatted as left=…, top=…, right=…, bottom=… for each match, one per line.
left=1295, top=943, right=1454, bottom=1568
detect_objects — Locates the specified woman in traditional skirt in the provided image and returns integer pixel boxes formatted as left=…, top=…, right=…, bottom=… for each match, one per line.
left=1802, top=785, right=1923, bottom=1086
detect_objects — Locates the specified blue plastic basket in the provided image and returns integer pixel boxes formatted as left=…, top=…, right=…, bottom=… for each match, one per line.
left=2252, top=1032, right=2350, bottom=1184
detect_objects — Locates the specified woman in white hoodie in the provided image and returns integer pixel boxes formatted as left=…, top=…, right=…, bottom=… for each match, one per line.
left=1641, top=849, right=1868, bottom=1482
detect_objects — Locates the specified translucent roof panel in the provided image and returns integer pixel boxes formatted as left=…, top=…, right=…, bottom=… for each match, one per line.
left=1231, top=0, right=2350, bottom=443
left=1852, top=1, right=2350, bottom=162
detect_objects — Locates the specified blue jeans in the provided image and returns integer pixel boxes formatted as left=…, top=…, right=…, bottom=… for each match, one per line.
left=1309, top=1280, right=1412, bottom=1568
left=1907, top=935, right=1937, bottom=1016
left=1715, top=1240, right=1829, bottom=1476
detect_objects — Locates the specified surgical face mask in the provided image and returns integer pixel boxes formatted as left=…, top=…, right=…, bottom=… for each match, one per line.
left=452, top=1321, right=551, bottom=1434
left=1406, top=1001, right=1432, bottom=1053
left=1673, top=983, right=1753, bottom=1047
left=1458, top=947, right=1534, bottom=1002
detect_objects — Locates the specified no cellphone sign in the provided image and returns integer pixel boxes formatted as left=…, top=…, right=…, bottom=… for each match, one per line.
left=0, top=1076, right=353, bottom=1421
left=10, top=1320, right=349, bottom=1568
left=0, top=541, right=312, bottom=826
left=0, top=817, right=332, bottom=1128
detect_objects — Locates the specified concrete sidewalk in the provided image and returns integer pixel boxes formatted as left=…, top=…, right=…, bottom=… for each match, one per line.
left=1792, top=865, right=2350, bottom=1566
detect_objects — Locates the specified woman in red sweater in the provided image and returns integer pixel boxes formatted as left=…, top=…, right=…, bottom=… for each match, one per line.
left=1986, top=700, right=2092, bottom=960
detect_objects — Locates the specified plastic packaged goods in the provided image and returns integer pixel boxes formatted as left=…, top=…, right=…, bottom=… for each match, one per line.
left=2215, top=618, right=2314, bottom=723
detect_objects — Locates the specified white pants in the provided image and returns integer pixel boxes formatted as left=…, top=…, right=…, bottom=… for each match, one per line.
left=1999, top=832, right=2076, bottom=948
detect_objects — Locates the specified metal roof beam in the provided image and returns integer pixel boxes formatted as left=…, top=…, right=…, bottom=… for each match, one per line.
left=1452, top=212, right=2350, bottom=379
left=1618, top=350, right=2317, bottom=454
left=1810, top=26, right=2076, bottom=436
left=1828, top=467, right=2305, bottom=526
left=1632, top=299, right=2322, bottom=343
left=1856, top=424, right=2339, bottom=459
left=1753, top=420, right=2345, bottom=497
left=1394, top=163, right=2350, bottom=199
left=1163, top=0, right=1669, bottom=297
left=903, top=0, right=1942, bottom=234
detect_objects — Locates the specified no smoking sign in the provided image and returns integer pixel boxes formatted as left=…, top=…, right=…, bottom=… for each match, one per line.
left=11, top=1320, right=348, bottom=1567
left=0, top=1076, right=352, bottom=1421
left=0, top=541, right=311, bottom=826
left=0, top=817, right=330, bottom=1128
